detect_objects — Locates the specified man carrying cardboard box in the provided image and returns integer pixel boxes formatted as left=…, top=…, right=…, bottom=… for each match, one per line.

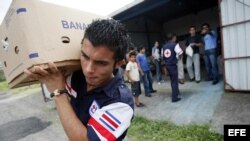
left=25, top=19, right=134, bottom=141
left=0, top=0, right=103, bottom=88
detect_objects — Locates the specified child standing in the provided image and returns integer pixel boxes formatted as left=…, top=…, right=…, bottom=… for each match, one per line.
left=126, top=51, right=145, bottom=107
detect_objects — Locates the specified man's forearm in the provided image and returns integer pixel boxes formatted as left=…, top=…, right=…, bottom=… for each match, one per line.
left=54, top=94, right=89, bottom=141
left=197, top=42, right=203, bottom=47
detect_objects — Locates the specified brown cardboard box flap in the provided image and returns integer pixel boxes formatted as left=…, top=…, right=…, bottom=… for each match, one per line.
left=9, top=60, right=81, bottom=88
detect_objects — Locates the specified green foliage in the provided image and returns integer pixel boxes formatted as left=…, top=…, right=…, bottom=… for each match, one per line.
left=0, top=81, right=9, bottom=92
left=0, top=70, right=6, bottom=82
left=128, top=116, right=223, bottom=141
left=0, top=81, right=40, bottom=94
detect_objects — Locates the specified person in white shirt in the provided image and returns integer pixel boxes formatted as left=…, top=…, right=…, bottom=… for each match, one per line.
left=152, top=41, right=162, bottom=84
left=126, top=51, right=145, bottom=107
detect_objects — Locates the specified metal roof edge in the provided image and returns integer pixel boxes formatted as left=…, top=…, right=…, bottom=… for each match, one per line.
left=108, top=0, right=145, bottom=17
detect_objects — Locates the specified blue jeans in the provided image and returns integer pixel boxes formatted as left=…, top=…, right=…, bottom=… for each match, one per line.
left=204, top=48, right=219, bottom=82
left=153, top=59, right=162, bottom=82
left=141, top=70, right=154, bottom=95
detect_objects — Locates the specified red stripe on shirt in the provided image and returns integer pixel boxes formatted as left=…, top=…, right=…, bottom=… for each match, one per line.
left=88, top=117, right=116, bottom=141
left=65, top=82, right=72, bottom=93
left=102, top=114, right=119, bottom=128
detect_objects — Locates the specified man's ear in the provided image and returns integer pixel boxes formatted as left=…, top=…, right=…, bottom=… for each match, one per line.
left=115, top=59, right=125, bottom=69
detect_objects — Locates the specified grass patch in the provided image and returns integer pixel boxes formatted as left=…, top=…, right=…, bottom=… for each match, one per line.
left=0, top=81, right=9, bottom=92
left=11, top=83, right=40, bottom=94
left=0, top=70, right=6, bottom=82
left=0, top=81, right=40, bottom=94
left=128, top=116, right=223, bottom=141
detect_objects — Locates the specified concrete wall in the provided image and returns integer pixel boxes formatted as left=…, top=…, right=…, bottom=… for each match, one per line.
left=163, top=7, right=220, bottom=36
left=124, top=17, right=163, bottom=54
left=123, top=6, right=220, bottom=55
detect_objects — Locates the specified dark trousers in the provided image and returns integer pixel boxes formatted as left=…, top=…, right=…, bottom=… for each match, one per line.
left=166, top=65, right=179, bottom=100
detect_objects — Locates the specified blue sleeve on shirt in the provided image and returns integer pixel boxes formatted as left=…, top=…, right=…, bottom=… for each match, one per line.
left=87, top=126, right=101, bottom=141
left=136, top=54, right=141, bottom=63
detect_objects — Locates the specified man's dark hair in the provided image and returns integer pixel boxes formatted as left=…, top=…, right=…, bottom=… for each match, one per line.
left=167, top=33, right=176, bottom=41
left=189, top=25, right=196, bottom=30
left=138, top=46, right=144, bottom=52
left=202, top=23, right=210, bottom=29
left=202, top=23, right=213, bottom=36
left=129, top=51, right=136, bottom=57
left=82, top=19, right=131, bottom=61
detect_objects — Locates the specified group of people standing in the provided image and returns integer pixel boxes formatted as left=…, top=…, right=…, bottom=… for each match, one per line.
left=25, top=18, right=221, bottom=140
left=125, top=46, right=157, bottom=107
left=125, top=23, right=220, bottom=106
left=183, top=23, right=219, bottom=85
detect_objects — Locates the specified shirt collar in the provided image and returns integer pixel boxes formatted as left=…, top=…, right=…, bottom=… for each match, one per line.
left=85, top=69, right=123, bottom=97
left=103, top=69, right=123, bottom=97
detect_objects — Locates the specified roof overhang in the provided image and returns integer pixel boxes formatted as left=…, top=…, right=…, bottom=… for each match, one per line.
left=111, top=0, right=218, bottom=23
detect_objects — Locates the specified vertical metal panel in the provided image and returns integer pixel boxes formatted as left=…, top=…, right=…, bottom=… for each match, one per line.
left=220, top=0, right=250, bottom=91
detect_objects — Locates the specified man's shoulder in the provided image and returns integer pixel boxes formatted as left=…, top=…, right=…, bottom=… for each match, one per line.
left=87, top=83, right=134, bottom=140
left=117, top=83, right=134, bottom=109
left=125, top=62, right=132, bottom=70
left=101, top=82, right=133, bottom=109
left=136, top=53, right=143, bottom=60
left=164, top=42, right=174, bottom=48
left=127, top=61, right=132, bottom=65
left=136, top=53, right=142, bottom=57
left=162, top=43, right=168, bottom=50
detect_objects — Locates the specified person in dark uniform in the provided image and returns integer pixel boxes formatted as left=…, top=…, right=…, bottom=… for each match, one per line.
left=25, top=19, right=134, bottom=141
left=185, top=26, right=203, bottom=83
left=162, top=33, right=183, bottom=102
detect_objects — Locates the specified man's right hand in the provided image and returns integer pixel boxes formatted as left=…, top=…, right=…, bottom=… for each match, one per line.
left=24, top=62, right=65, bottom=93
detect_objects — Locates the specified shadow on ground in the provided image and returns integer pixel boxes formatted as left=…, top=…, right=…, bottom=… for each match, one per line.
left=0, top=117, right=51, bottom=141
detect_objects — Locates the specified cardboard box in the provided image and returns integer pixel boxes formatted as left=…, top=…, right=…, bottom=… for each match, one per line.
left=0, top=0, right=103, bottom=88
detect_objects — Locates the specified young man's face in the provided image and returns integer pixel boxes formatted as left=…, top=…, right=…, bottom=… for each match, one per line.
left=80, top=38, right=121, bottom=87
left=172, top=36, right=177, bottom=43
left=189, top=27, right=196, bottom=35
left=202, top=25, right=209, bottom=34
left=140, top=48, right=145, bottom=54
left=130, top=55, right=136, bottom=62
left=155, top=41, right=159, bottom=47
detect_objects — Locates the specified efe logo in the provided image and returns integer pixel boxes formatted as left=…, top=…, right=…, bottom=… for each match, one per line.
left=224, top=125, right=250, bottom=141
left=228, top=129, right=246, bottom=136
